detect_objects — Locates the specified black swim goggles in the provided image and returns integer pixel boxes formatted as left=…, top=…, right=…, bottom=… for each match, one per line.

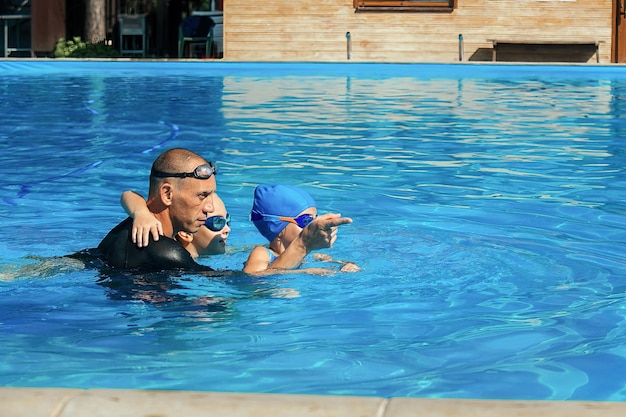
left=250, top=212, right=315, bottom=228
left=151, top=162, right=218, bottom=180
left=204, top=213, right=231, bottom=231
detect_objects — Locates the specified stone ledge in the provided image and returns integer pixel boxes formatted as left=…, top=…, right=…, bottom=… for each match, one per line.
left=1, top=387, right=626, bottom=417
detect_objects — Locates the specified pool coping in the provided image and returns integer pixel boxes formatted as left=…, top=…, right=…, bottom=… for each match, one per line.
left=2, top=387, right=626, bottom=417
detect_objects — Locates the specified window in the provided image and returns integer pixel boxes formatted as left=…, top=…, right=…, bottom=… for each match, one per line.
left=354, top=0, right=457, bottom=12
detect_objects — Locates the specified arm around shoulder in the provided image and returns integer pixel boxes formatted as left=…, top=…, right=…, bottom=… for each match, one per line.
left=120, top=190, right=163, bottom=247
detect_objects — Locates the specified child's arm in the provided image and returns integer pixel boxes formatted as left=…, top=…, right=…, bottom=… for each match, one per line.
left=313, top=253, right=361, bottom=272
left=244, top=246, right=359, bottom=276
left=120, top=191, right=163, bottom=248
left=243, top=246, right=272, bottom=274
left=267, top=213, right=352, bottom=270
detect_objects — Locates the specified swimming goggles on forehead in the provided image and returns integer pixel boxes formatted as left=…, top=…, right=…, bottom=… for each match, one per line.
left=151, top=162, right=218, bottom=180
left=204, top=213, right=231, bottom=231
left=251, top=212, right=316, bottom=228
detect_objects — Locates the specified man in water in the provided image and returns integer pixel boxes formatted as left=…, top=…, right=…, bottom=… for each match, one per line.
left=97, top=148, right=352, bottom=272
left=98, top=148, right=217, bottom=271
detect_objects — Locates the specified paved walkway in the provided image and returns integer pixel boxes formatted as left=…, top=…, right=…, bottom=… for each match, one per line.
left=2, top=387, right=626, bottom=417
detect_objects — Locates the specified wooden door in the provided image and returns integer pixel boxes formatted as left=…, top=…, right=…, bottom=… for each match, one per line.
left=616, top=0, right=626, bottom=62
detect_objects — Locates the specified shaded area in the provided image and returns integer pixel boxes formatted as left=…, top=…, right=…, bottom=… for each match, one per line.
left=469, top=44, right=598, bottom=63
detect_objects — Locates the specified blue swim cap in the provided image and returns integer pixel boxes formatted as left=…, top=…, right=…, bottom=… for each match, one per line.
left=251, top=184, right=316, bottom=242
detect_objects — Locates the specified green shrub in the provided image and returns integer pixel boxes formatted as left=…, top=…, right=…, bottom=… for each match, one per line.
left=53, top=37, right=121, bottom=58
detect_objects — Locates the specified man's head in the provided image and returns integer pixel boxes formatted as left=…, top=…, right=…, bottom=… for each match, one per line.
left=148, top=148, right=217, bottom=237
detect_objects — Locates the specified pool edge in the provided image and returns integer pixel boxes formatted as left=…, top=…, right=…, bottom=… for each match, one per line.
left=2, top=387, right=626, bottom=417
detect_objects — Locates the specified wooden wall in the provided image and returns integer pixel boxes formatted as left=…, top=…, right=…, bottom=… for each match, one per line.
left=32, top=0, right=66, bottom=55
left=223, top=0, right=613, bottom=63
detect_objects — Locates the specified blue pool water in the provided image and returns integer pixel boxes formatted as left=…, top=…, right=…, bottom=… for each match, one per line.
left=0, top=61, right=625, bottom=401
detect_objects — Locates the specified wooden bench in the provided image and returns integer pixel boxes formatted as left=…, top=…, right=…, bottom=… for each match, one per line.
left=488, top=39, right=604, bottom=63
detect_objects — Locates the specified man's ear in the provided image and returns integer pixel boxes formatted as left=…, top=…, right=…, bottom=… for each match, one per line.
left=160, top=183, right=174, bottom=206
left=177, top=231, right=194, bottom=244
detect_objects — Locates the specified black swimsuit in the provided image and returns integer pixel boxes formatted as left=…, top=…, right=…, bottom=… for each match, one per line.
left=97, top=217, right=213, bottom=272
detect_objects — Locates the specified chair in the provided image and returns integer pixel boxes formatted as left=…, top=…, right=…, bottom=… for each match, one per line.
left=178, top=15, right=214, bottom=59
left=1, top=0, right=32, bottom=57
left=119, top=14, right=146, bottom=56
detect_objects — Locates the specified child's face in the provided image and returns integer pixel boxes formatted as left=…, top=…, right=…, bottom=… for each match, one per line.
left=195, top=195, right=230, bottom=256
left=279, top=207, right=317, bottom=249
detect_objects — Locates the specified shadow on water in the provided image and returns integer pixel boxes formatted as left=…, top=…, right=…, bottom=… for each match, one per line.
left=0, top=249, right=299, bottom=318
left=95, top=271, right=230, bottom=313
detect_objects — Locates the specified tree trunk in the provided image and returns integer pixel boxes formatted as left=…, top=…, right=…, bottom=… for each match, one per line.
left=85, top=0, right=106, bottom=43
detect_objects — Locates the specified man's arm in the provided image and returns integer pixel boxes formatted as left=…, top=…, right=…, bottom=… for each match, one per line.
left=267, top=213, right=352, bottom=270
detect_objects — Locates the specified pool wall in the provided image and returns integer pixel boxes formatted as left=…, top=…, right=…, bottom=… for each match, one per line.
left=3, top=387, right=626, bottom=417
left=2, top=59, right=626, bottom=79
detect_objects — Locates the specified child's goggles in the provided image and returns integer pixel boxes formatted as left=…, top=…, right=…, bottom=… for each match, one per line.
left=204, top=213, right=231, bottom=231
left=251, top=212, right=315, bottom=228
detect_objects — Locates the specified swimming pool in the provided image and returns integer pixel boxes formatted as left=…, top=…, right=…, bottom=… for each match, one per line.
left=0, top=61, right=624, bottom=401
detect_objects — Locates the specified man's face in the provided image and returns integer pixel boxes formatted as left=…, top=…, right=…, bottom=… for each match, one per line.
left=170, top=175, right=217, bottom=234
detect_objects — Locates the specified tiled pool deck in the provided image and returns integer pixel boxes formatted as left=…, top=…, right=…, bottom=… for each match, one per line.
left=2, top=388, right=626, bottom=417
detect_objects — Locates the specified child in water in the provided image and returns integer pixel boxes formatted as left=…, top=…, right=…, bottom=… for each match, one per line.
left=244, top=184, right=359, bottom=274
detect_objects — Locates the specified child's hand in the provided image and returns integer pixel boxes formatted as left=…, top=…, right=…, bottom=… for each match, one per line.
left=132, top=211, right=163, bottom=248
left=300, top=213, right=353, bottom=251
left=313, top=253, right=333, bottom=262
left=340, top=262, right=361, bottom=273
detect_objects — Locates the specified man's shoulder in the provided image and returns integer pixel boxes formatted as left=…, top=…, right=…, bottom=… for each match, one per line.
left=142, top=237, right=212, bottom=271
left=98, top=217, right=133, bottom=248
left=97, top=218, right=211, bottom=271
left=146, top=236, right=189, bottom=258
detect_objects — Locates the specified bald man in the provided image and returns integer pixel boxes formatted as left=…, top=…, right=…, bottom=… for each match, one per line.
left=98, top=148, right=218, bottom=271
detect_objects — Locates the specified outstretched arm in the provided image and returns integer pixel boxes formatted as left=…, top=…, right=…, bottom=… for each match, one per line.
left=267, top=213, right=353, bottom=270
left=120, top=190, right=163, bottom=248
left=313, top=253, right=361, bottom=272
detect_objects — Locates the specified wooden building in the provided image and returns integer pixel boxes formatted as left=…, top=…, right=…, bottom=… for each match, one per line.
left=223, top=0, right=625, bottom=64
left=3, top=0, right=626, bottom=63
